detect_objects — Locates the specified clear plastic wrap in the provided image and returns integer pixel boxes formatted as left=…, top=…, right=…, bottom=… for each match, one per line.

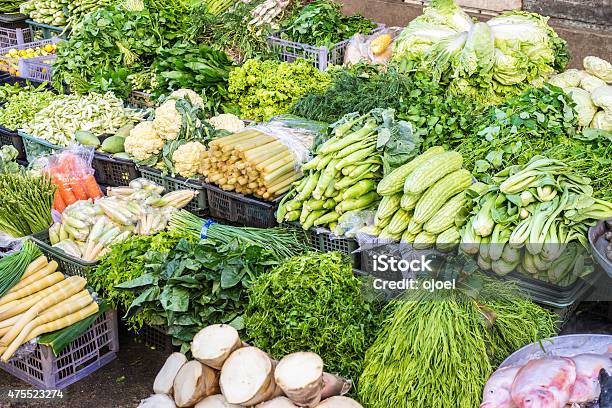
left=0, top=234, right=23, bottom=257
left=344, top=27, right=403, bottom=65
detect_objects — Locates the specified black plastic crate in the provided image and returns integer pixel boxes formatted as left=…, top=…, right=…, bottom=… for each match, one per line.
left=0, top=125, right=25, bottom=159
left=139, top=166, right=208, bottom=216
left=206, top=184, right=279, bottom=228
left=92, top=152, right=140, bottom=187
left=0, top=14, right=29, bottom=29
left=31, top=229, right=97, bottom=278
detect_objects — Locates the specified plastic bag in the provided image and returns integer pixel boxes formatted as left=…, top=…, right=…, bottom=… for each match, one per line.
left=344, top=27, right=403, bottom=66
left=44, top=144, right=103, bottom=213
left=0, top=233, right=23, bottom=257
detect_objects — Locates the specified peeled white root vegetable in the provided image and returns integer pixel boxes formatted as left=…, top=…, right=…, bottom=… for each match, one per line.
left=195, top=394, right=241, bottom=408
left=173, top=360, right=220, bottom=407
left=220, top=347, right=282, bottom=405
left=315, top=397, right=363, bottom=408
left=256, top=396, right=299, bottom=407
left=275, top=352, right=352, bottom=407
left=154, top=352, right=188, bottom=395
left=138, top=394, right=177, bottom=408
left=191, top=324, right=242, bottom=370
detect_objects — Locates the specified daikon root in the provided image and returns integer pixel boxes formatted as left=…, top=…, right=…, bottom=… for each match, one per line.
left=220, top=347, right=280, bottom=406
left=320, top=373, right=352, bottom=400
left=138, top=394, right=176, bottom=408
left=315, top=397, right=363, bottom=408
left=173, top=360, right=220, bottom=407
left=191, top=324, right=242, bottom=370
left=256, top=397, right=299, bottom=407
left=194, top=394, right=241, bottom=408
left=154, top=352, right=188, bottom=395
left=275, top=352, right=326, bottom=407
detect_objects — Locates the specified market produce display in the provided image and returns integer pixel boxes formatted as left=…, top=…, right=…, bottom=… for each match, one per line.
left=48, top=178, right=197, bottom=261
left=0, top=251, right=99, bottom=362
left=227, top=59, right=331, bottom=121
left=20, top=0, right=114, bottom=28
left=21, top=92, right=144, bottom=146
left=277, top=108, right=418, bottom=233
left=245, top=252, right=379, bottom=381
left=393, top=0, right=569, bottom=103
left=140, top=324, right=360, bottom=408
left=281, top=0, right=375, bottom=47
left=461, top=156, right=612, bottom=286
left=0, top=172, right=55, bottom=237
left=549, top=56, right=612, bottom=131
left=358, top=274, right=557, bottom=408
left=0, top=43, right=57, bottom=77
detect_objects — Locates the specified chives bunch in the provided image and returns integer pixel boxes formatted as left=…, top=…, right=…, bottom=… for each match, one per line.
left=0, top=240, right=41, bottom=297
left=0, top=173, right=56, bottom=237
left=168, top=210, right=306, bottom=260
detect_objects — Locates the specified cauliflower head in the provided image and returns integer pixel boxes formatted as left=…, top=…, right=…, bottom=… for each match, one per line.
left=153, top=100, right=182, bottom=140
left=170, top=89, right=204, bottom=108
left=172, top=141, right=207, bottom=178
left=209, top=113, right=245, bottom=133
left=124, top=121, right=165, bottom=161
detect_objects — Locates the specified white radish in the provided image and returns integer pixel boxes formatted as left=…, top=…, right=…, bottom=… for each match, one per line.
left=315, top=396, right=363, bottom=408
left=256, top=396, right=299, bottom=407
left=320, top=373, right=352, bottom=400
left=194, top=394, right=241, bottom=408
left=275, top=352, right=325, bottom=407
left=138, top=394, right=176, bottom=408
left=191, top=324, right=242, bottom=370
left=173, top=360, right=220, bottom=407
left=220, top=347, right=278, bottom=405
left=154, top=352, right=188, bottom=395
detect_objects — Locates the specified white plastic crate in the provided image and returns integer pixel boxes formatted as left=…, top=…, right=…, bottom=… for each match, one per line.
left=267, top=23, right=385, bottom=71
left=19, top=55, right=55, bottom=83
left=0, top=26, right=33, bottom=49
left=0, top=37, right=61, bottom=76
left=0, top=309, right=119, bottom=389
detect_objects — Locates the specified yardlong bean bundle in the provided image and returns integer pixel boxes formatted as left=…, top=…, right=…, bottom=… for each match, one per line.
left=0, top=173, right=56, bottom=237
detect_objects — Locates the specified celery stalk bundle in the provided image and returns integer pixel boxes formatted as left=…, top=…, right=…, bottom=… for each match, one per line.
left=0, top=173, right=56, bottom=237
left=462, top=155, right=612, bottom=286
left=168, top=210, right=306, bottom=260
left=202, top=129, right=302, bottom=200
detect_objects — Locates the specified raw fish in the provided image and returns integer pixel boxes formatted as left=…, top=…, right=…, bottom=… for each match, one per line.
left=481, top=366, right=521, bottom=408
left=569, top=353, right=612, bottom=404
left=510, top=357, right=576, bottom=408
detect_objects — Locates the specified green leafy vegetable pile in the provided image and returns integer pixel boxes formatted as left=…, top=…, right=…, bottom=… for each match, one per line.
left=245, top=252, right=380, bottom=380
left=393, top=0, right=569, bottom=104
left=116, top=235, right=279, bottom=350
left=151, top=42, right=234, bottom=112
left=282, top=0, right=375, bottom=47
left=358, top=275, right=557, bottom=408
left=228, top=58, right=331, bottom=121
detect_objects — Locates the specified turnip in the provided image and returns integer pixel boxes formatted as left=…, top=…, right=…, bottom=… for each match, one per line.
left=220, top=346, right=280, bottom=405
left=138, top=394, right=176, bottom=408
left=173, top=360, right=220, bottom=407
left=154, top=352, right=188, bottom=395
left=275, top=352, right=352, bottom=407
left=191, top=324, right=242, bottom=370
left=194, top=394, right=240, bottom=408
left=315, top=396, right=363, bottom=408
left=256, top=396, right=299, bottom=407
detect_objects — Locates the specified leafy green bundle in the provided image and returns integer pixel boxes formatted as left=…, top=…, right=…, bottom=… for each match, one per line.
left=245, top=252, right=380, bottom=381
left=151, top=42, right=234, bottom=113
left=0, top=88, right=57, bottom=130
left=358, top=276, right=557, bottom=407
left=116, top=235, right=279, bottom=350
left=228, top=59, right=331, bottom=121
left=282, top=0, right=375, bottom=47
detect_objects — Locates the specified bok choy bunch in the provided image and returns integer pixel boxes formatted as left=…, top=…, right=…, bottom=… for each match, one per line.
left=461, top=156, right=612, bottom=286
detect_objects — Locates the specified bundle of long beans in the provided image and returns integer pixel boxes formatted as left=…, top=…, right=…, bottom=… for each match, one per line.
left=0, top=240, right=41, bottom=298
left=0, top=173, right=56, bottom=237
left=168, top=210, right=306, bottom=260
left=202, top=129, right=304, bottom=200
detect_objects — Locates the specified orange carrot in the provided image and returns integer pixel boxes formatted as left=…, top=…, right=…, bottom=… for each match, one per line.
left=56, top=178, right=77, bottom=205
left=53, top=191, right=66, bottom=213
left=82, top=175, right=102, bottom=199
left=69, top=178, right=88, bottom=201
